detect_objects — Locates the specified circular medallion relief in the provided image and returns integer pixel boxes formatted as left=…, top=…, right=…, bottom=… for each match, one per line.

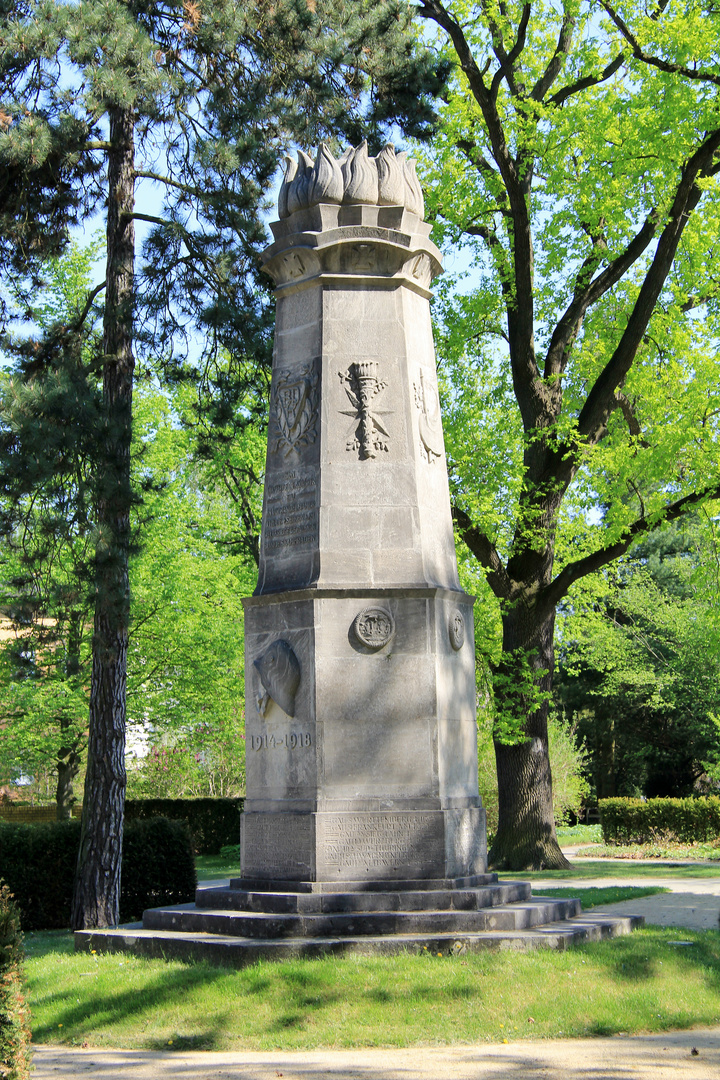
left=352, top=607, right=395, bottom=649
left=449, top=609, right=465, bottom=651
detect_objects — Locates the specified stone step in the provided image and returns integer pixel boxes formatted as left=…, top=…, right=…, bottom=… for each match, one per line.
left=196, top=881, right=532, bottom=914
left=75, top=913, right=644, bottom=968
left=141, top=897, right=580, bottom=939
left=230, top=873, right=499, bottom=894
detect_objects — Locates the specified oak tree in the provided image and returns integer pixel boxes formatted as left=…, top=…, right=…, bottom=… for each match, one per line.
left=417, top=0, right=720, bottom=867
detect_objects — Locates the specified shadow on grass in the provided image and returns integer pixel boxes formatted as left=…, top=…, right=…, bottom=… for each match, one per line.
left=580, top=927, right=720, bottom=989
left=27, top=926, right=720, bottom=1048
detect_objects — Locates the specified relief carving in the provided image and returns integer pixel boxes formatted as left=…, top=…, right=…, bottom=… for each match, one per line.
left=346, top=243, right=375, bottom=272
left=282, top=251, right=307, bottom=281
left=449, top=610, right=465, bottom=651
left=414, top=371, right=443, bottom=463
left=339, top=361, right=391, bottom=459
left=277, top=143, right=426, bottom=220
left=352, top=607, right=395, bottom=649
left=254, top=639, right=301, bottom=717
left=271, top=365, right=319, bottom=457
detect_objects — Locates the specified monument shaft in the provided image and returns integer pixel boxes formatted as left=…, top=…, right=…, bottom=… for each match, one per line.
left=241, top=145, right=486, bottom=890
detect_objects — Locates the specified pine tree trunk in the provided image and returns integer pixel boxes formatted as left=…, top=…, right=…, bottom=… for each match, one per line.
left=487, top=603, right=570, bottom=871
left=71, top=106, right=135, bottom=930
left=56, top=612, right=82, bottom=822
left=55, top=742, right=80, bottom=822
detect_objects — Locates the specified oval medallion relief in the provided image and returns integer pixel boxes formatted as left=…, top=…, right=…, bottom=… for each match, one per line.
left=449, top=609, right=465, bottom=651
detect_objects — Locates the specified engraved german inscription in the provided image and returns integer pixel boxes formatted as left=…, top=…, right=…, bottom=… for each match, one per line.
left=319, top=814, right=440, bottom=872
left=264, top=468, right=319, bottom=554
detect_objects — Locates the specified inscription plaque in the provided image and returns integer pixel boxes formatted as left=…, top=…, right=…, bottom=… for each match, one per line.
left=318, top=813, right=443, bottom=874
left=242, top=814, right=310, bottom=878
left=264, top=468, right=318, bottom=554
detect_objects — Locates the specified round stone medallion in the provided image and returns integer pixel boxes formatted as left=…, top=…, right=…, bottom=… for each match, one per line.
left=353, top=607, right=395, bottom=649
left=449, top=609, right=465, bottom=651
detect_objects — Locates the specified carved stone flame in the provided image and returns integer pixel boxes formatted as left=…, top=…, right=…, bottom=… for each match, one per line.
left=278, top=142, right=425, bottom=220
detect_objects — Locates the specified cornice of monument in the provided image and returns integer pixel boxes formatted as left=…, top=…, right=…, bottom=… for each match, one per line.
left=261, top=144, right=443, bottom=300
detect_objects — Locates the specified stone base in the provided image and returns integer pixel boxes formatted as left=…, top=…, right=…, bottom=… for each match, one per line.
left=240, top=807, right=486, bottom=888
left=74, top=879, right=644, bottom=967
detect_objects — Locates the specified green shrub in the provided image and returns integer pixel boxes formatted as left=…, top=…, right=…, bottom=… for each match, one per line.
left=125, top=798, right=243, bottom=854
left=0, top=817, right=197, bottom=930
left=600, top=796, right=720, bottom=844
left=0, top=883, right=31, bottom=1080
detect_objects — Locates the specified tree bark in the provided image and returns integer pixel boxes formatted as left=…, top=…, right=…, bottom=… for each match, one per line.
left=71, top=106, right=135, bottom=930
left=56, top=612, right=83, bottom=822
left=488, top=603, right=570, bottom=870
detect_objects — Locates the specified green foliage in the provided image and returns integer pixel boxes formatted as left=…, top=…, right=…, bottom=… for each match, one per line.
left=0, top=883, right=31, bottom=1080
left=125, top=385, right=255, bottom=800
left=600, top=796, right=720, bottom=845
left=557, top=513, right=720, bottom=799
left=0, top=818, right=196, bottom=929
left=125, top=799, right=243, bottom=856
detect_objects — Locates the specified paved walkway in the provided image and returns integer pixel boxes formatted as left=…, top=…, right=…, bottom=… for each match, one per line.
left=31, top=860, right=720, bottom=1079
left=532, top=864, right=720, bottom=931
left=31, top=1029, right=720, bottom=1080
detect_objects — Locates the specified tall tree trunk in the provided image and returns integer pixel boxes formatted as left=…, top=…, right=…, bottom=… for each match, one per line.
left=71, top=106, right=135, bottom=930
left=55, top=740, right=80, bottom=822
left=488, top=603, right=570, bottom=871
left=56, top=611, right=83, bottom=822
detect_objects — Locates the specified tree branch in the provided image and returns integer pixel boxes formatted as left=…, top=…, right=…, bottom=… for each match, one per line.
left=543, top=208, right=659, bottom=379
left=576, top=126, right=720, bottom=445
left=451, top=504, right=514, bottom=600
left=124, top=212, right=167, bottom=226
left=538, top=481, right=720, bottom=616
left=531, top=6, right=577, bottom=101
left=601, top=1, right=720, bottom=87
left=549, top=51, right=625, bottom=107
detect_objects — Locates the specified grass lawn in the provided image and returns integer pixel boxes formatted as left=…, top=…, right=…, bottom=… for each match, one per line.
left=538, top=886, right=668, bottom=908
left=24, top=926, right=720, bottom=1051
left=498, top=861, right=720, bottom=881
left=195, top=854, right=720, bottom=885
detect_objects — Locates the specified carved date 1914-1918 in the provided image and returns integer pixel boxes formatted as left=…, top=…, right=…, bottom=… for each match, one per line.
left=250, top=732, right=312, bottom=751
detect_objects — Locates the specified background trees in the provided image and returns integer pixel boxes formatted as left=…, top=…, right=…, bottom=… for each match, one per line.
left=0, top=0, right=446, bottom=925
left=418, top=0, right=720, bottom=867
left=556, top=513, right=720, bottom=801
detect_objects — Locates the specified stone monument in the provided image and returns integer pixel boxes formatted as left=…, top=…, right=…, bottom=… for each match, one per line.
left=75, top=146, right=642, bottom=963
left=240, top=142, right=487, bottom=891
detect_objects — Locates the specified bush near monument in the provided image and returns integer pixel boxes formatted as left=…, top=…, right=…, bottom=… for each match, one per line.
left=600, top=797, right=720, bottom=845
left=0, top=818, right=196, bottom=930
left=125, top=798, right=243, bottom=856
left=0, top=883, right=31, bottom=1080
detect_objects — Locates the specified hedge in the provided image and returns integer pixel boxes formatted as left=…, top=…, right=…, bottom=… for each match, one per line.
left=125, top=798, right=243, bottom=854
left=0, top=883, right=31, bottom=1080
left=0, top=817, right=197, bottom=930
left=599, top=796, right=720, bottom=845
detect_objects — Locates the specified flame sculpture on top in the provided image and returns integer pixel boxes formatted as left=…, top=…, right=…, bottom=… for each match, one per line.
left=278, top=142, right=425, bottom=221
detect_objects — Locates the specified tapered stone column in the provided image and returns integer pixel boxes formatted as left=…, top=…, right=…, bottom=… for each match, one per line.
left=240, top=145, right=486, bottom=890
